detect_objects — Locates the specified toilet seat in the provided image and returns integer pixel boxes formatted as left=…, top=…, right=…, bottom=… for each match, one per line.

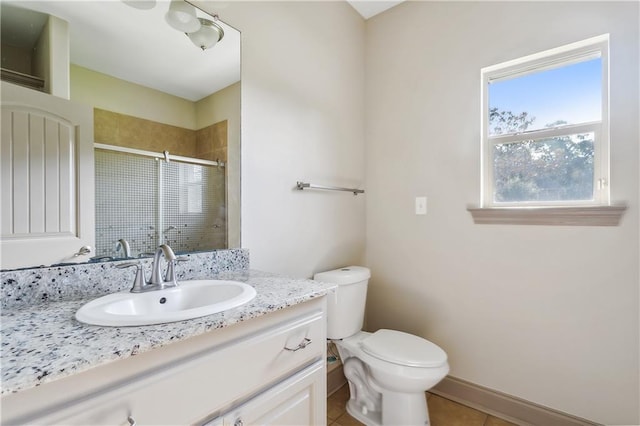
left=336, top=330, right=450, bottom=396
left=361, top=329, right=448, bottom=368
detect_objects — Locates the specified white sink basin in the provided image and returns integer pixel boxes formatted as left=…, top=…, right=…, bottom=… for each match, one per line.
left=75, top=280, right=256, bottom=326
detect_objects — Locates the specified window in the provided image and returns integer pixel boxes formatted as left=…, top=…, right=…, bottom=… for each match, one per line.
left=179, top=163, right=204, bottom=214
left=481, top=35, right=609, bottom=208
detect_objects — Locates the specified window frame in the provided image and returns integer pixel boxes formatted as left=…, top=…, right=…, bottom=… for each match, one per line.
left=480, top=34, right=610, bottom=208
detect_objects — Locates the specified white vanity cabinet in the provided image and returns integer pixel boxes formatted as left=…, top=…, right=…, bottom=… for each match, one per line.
left=1, top=297, right=327, bottom=425
left=206, top=362, right=325, bottom=426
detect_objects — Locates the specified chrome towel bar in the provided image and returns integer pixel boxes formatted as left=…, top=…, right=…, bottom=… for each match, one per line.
left=296, top=181, right=365, bottom=195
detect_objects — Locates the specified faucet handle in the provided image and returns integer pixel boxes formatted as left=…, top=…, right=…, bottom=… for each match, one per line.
left=159, top=244, right=176, bottom=261
left=117, top=261, right=147, bottom=293
left=115, top=239, right=132, bottom=258
left=116, top=261, right=139, bottom=269
left=164, top=256, right=189, bottom=284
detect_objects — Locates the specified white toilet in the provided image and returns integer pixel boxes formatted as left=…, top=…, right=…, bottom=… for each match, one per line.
left=315, top=266, right=449, bottom=426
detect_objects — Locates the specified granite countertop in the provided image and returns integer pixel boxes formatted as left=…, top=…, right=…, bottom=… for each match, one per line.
left=1, top=269, right=335, bottom=396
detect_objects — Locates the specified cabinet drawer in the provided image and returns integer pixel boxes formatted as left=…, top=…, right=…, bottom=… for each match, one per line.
left=206, top=360, right=326, bottom=426
left=30, top=310, right=325, bottom=425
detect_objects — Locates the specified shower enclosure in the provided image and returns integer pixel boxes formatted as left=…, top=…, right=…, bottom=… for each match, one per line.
left=94, top=145, right=226, bottom=258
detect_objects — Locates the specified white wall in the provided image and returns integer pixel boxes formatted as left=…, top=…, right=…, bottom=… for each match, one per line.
left=365, top=2, right=639, bottom=424
left=195, top=1, right=367, bottom=278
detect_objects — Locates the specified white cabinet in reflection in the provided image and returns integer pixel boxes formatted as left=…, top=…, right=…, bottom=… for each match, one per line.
left=0, top=82, right=94, bottom=269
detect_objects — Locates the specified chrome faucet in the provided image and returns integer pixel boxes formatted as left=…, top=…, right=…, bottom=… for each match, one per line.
left=117, top=244, right=185, bottom=293
left=149, top=244, right=177, bottom=287
left=115, top=238, right=131, bottom=258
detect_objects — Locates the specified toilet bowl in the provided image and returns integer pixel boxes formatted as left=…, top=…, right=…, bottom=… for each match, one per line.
left=314, top=266, right=449, bottom=426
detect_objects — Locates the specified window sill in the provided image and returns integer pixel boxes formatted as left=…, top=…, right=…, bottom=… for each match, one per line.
left=467, top=205, right=627, bottom=226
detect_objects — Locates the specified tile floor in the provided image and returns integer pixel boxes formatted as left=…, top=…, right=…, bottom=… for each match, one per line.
left=327, top=384, right=518, bottom=426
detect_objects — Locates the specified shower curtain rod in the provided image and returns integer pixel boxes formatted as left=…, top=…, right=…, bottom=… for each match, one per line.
left=94, top=143, right=224, bottom=167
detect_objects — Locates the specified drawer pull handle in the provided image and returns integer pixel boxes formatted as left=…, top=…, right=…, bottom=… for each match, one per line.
left=284, top=337, right=312, bottom=352
left=127, top=416, right=136, bottom=426
left=234, top=418, right=244, bottom=426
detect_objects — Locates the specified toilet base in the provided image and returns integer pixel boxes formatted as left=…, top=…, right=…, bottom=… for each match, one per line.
left=381, top=390, right=430, bottom=425
left=344, top=389, right=431, bottom=426
left=346, top=399, right=382, bottom=426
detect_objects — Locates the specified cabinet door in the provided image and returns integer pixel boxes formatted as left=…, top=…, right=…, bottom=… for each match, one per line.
left=1, top=82, right=94, bottom=268
left=215, top=361, right=326, bottom=426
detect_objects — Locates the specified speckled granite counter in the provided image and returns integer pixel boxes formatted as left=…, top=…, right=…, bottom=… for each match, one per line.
left=1, top=269, right=335, bottom=396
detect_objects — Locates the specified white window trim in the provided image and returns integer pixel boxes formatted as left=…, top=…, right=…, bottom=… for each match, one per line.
left=471, top=34, right=625, bottom=225
left=467, top=205, right=627, bottom=226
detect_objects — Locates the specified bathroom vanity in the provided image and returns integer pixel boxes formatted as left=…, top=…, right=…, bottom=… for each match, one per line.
left=1, top=265, right=333, bottom=425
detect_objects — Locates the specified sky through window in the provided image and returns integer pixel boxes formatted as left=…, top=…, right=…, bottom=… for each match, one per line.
left=489, top=57, right=602, bottom=135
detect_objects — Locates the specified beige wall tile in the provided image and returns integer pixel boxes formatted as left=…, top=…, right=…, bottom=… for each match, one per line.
left=94, top=108, right=198, bottom=157
left=196, top=120, right=228, bottom=162
left=94, top=108, right=118, bottom=145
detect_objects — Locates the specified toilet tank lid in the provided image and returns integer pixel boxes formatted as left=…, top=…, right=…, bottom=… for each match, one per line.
left=361, top=329, right=448, bottom=368
left=313, top=266, right=371, bottom=285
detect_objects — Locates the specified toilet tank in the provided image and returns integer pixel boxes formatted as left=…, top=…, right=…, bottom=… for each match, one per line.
left=313, top=266, right=371, bottom=340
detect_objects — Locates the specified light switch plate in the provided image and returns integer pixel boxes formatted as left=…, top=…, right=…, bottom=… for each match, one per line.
left=415, top=196, right=427, bottom=215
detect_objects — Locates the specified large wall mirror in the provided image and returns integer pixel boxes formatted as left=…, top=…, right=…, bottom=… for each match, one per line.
left=1, top=0, right=241, bottom=264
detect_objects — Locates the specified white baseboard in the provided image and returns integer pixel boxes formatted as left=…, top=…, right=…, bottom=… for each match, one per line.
left=431, top=376, right=601, bottom=426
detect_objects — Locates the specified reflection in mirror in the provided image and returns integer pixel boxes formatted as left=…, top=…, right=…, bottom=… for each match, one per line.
left=1, top=1, right=240, bottom=263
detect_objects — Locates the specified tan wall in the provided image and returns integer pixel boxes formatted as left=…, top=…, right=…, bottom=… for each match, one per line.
left=196, top=81, right=240, bottom=130
left=73, top=65, right=235, bottom=161
left=196, top=82, right=240, bottom=248
left=70, top=64, right=197, bottom=129
left=365, top=2, right=639, bottom=425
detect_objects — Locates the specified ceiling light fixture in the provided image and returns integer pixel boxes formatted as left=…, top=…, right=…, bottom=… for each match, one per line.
left=186, top=17, right=224, bottom=51
left=122, top=0, right=156, bottom=10
left=165, top=0, right=200, bottom=33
